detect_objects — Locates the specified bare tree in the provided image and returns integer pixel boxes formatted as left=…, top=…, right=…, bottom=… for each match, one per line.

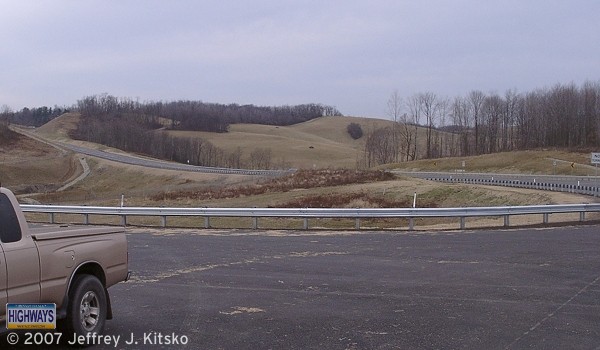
left=581, top=81, right=600, bottom=146
left=452, top=96, right=471, bottom=156
left=544, top=84, right=579, bottom=147
left=503, top=89, right=519, bottom=151
left=249, top=148, right=272, bottom=169
left=435, top=97, right=450, bottom=158
left=387, top=90, right=403, bottom=123
left=406, top=94, right=422, bottom=160
left=468, top=90, right=485, bottom=154
left=386, top=90, right=403, bottom=162
left=364, top=127, right=398, bottom=166
left=417, top=92, right=442, bottom=159
left=482, top=93, right=504, bottom=153
left=398, top=113, right=416, bottom=161
left=227, top=147, right=243, bottom=168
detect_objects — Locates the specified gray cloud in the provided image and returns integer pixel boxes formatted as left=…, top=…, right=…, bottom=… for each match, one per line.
left=1, top=0, right=599, bottom=117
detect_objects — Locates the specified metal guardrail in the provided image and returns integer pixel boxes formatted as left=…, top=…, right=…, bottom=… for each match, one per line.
left=396, top=171, right=600, bottom=197
left=440, top=178, right=600, bottom=197
left=20, top=203, right=600, bottom=230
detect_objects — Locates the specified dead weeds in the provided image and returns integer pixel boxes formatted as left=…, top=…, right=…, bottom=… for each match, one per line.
left=276, top=191, right=435, bottom=208
left=151, top=169, right=395, bottom=201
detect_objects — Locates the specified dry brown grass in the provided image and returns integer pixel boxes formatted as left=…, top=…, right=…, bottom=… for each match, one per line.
left=35, top=112, right=81, bottom=140
left=387, top=149, right=597, bottom=176
left=6, top=112, right=600, bottom=232
left=153, top=169, right=394, bottom=202
left=0, top=134, right=80, bottom=193
left=33, top=157, right=258, bottom=205
left=163, top=116, right=397, bottom=168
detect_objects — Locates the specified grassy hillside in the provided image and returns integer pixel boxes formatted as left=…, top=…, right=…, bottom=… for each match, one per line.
left=164, top=116, right=396, bottom=168
left=387, top=150, right=597, bottom=176
left=35, top=113, right=597, bottom=176
left=35, top=112, right=81, bottom=140
left=5, top=112, right=598, bottom=217
left=0, top=133, right=80, bottom=193
left=36, top=114, right=397, bottom=168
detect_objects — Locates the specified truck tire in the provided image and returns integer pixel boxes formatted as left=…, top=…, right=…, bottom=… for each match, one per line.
left=65, top=274, right=107, bottom=340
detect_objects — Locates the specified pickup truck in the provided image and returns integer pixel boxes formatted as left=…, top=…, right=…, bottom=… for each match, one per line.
left=0, top=187, right=129, bottom=339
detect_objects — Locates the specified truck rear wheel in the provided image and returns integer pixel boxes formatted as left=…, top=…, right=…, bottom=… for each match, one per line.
left=65, top=274, right=107, bottom=340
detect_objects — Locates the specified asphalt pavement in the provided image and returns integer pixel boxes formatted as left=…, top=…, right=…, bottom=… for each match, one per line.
left=3, top=226, right=600, bottom=349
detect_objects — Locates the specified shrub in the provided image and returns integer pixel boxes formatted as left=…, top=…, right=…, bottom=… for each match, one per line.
left=346, top=122, right=363, bottom=140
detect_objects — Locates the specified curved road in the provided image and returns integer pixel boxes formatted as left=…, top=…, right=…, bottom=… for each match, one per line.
left=57, top=142, right=291, bottom=176
left=12, top=126, right=291, bottom=176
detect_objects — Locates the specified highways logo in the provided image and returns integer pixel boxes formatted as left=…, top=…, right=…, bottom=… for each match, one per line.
left=6, top=303, right=56, bottom=330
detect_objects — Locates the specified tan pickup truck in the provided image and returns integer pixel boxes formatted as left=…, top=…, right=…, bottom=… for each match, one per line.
left=0, top=187, right=129, bottom=338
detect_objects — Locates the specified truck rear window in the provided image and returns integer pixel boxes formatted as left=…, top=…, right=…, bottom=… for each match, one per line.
left=0, top=193, right=22, bottom=243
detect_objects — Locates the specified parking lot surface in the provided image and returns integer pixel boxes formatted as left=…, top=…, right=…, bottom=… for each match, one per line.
left=4, top=225, right=600, bottom=349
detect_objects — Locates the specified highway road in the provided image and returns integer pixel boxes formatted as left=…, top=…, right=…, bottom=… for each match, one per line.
left=11, top=126, right=289, bottom=176
left=5, top=226, right=599, bottom=349
left=56, top=142, right=290, bottom=176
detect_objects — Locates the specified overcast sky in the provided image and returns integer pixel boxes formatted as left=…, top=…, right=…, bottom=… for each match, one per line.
left=1, top=0, right=599, bottom=118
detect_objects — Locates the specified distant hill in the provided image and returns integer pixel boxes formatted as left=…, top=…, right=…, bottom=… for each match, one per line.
left=75, top=94, right=342, bottom=133
left=164, top=116, right=397, bottom=168
left=36, top=112, right=81, bottom=140
left=36, top=113, right=439, bottom=169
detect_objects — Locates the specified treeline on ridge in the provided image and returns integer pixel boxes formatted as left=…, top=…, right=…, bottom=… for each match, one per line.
left=362, top=81, right=600, bottom=166
left=76, top=94, right=342, bottom=132
left=1, top=106, right=69, bottom=127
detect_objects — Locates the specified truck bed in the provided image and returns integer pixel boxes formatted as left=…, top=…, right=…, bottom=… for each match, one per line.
left=29, top=224, right=125, bottom=241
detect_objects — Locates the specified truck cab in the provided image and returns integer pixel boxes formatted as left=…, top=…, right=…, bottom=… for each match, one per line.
left=0, top=188, right=42, bottom=317
left=0, top=187, right=129, bottom=340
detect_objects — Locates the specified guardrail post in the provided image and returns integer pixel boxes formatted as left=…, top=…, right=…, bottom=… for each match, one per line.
left=204, top=216, right=211, bottom=229
left=355, top=218, right=360, bottom=230
left=121, top=215, right=127, bottom=226
left=84, top=214, right=89, bottom=225
left=503, top=215, right=510, bottom=227
left=49, top=213, right=55, bottom=224
left=409, top=218, right=414, bottom=231
left=580, top=212, right=585, bottom=222
left=303, top=218, right=309, bottom=230
left=253, top=217, right=258, bottom=230
left=543, top=213, right=549, bottom=224
left=460, top=217, right=465, bottom=230
left=161, top=216, right=167, bottom=228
